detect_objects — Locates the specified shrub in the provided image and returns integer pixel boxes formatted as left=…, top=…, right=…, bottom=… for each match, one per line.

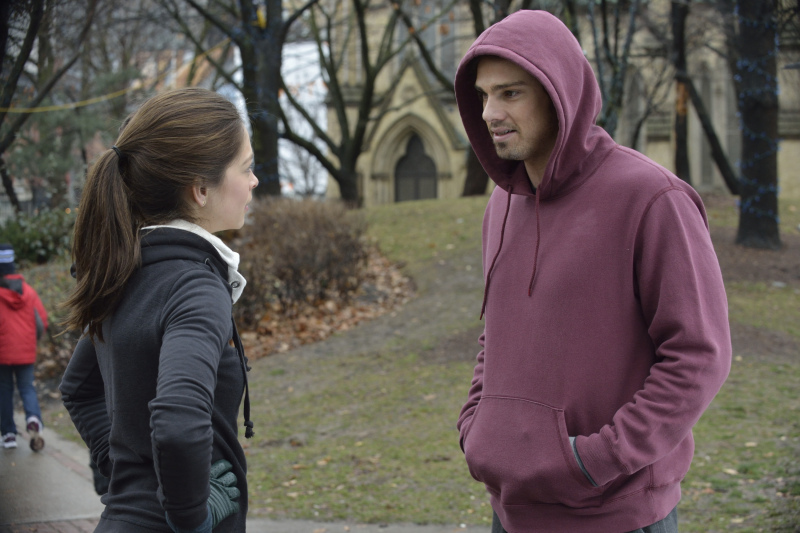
left=0, top=208, right=75, bottom=265
left=235, top=198, right=368, bottom=328
left=22, top=260, right=82, bottom=379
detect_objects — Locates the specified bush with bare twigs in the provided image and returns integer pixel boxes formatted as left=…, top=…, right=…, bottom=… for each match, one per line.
left=235, top=198, right=369, bottom=329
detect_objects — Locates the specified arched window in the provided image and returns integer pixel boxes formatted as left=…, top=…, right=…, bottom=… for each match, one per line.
left=395, top=134, right=437, bottom=202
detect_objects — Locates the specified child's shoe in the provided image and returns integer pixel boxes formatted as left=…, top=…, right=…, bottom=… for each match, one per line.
left=2, top=433, right=16, bottom=449
left=26, top=416, right=44, bottom=452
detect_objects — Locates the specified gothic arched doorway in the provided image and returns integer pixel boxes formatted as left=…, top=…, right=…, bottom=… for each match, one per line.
left=395, top=134, right=437, bottom=202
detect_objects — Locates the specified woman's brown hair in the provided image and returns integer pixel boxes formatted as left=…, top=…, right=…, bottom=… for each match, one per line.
left=63, top=87, right=245, bottom=340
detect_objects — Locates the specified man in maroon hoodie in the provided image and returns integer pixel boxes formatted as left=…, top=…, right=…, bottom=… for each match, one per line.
left=454, top=11, right=731, bottom=533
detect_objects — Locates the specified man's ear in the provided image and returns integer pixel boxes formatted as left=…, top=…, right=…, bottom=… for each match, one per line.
left=191, top=185, right=208, bottom=208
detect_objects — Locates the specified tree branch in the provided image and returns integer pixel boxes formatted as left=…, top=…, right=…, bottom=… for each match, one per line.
left=392, top=0, right=456, bottom=93
left=184, top=0, right=237, bottom=44
left=0, top=0, right=45, bottom=117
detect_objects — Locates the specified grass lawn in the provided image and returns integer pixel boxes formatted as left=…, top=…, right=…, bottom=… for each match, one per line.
left=42, top=193, right=800, bottom=531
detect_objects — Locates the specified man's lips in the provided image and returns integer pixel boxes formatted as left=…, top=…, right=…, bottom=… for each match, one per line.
left=491, top=128, right=516, bottom=142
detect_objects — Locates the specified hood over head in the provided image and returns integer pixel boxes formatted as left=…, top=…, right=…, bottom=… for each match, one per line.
left=0, top=274, right=25, bottom=309
left=455, top=10, right=615, bottom=199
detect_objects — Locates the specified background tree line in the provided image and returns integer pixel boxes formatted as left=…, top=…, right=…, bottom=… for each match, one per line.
left=1, top=0, right=798, bottom=250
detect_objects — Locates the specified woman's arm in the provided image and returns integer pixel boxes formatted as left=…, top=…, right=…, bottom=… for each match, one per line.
left=150, top=271, right=233, bottom=530
left=60, top=336, right=112, bottom=476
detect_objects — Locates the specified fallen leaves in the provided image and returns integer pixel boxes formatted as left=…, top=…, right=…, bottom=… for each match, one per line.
left=241, top=247, right=413, bottom=361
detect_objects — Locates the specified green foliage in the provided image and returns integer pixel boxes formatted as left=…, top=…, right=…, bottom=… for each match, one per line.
left=4, top=97, right=114, bottom=207
left=23, top=258, right=81, bottom=379
left=0, top=208, right=75, bottom=265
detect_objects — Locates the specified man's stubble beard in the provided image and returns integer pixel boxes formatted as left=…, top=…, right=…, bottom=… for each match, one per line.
left=494, top=140, right=528, bottom=161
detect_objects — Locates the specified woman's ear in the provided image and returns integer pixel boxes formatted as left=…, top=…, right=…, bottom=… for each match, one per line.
left=191, top=185, right=208, bottom=208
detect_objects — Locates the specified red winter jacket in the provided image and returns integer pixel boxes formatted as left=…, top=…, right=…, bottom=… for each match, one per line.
left=0, top=274, right=48, bottom=365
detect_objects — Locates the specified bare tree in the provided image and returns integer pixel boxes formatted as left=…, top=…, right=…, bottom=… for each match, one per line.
left=586, top=0, right=642, bottom=138
left=157, top=0, right=318, bottom=197
left=277, top=0, right=415, bottom=205
left=671, top=0, right=691, bottom=183
left=2, top=0, right=202, bottom=212
left=633, top=1, right=740, bottom=194
left=279, top=42, right=326, bottom=197
left=0, top=0, right=98, bottom=211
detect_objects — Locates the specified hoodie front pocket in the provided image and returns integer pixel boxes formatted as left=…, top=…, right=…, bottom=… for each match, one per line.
left=463, top=396, right=603, bottom=508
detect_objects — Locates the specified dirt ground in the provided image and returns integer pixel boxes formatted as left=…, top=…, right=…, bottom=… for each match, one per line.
left=711, top=225, right=800, bottom=286
left=709, top=224, right=800, bottom=361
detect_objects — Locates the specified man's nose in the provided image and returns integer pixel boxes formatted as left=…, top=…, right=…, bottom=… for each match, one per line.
left=482, top=97, right=501, bottom=124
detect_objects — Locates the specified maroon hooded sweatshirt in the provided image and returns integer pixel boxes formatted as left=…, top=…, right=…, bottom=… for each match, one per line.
left=455, top=11, right=731, bottom=533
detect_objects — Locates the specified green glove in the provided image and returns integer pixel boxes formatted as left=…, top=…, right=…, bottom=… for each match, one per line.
left=207, top=459, right=240, bottom=528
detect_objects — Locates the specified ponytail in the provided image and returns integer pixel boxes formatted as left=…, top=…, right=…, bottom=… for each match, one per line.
left=63, top=149, right=141, bottom=341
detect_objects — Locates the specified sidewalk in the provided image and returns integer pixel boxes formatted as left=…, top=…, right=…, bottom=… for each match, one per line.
left=0, top=412, right=484, bottom=533
left=0, top=412, right=104, bottom=531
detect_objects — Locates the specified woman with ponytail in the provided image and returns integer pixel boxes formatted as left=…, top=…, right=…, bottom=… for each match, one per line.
left=60, top=87, right=258, bottom=533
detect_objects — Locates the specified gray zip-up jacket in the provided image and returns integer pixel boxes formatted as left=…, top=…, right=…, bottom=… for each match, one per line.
left=61, top=228, right=250, bottom=532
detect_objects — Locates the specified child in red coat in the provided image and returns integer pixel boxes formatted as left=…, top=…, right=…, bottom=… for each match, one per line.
left=0, top=244, right=48, bottom=450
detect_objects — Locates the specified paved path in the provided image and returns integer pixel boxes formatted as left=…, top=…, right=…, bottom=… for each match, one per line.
left=0, top=412, right=104, bottom=530
left=0, top=413, right=484, bottom=533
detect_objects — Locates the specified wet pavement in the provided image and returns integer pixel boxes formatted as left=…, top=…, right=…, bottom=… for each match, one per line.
left=0, top=412, right=483, bottom=533
left=0, top=412, right=104, bottom=531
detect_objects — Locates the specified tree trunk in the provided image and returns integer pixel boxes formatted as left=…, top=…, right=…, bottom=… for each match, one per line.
left=562, top=0, right=581, bottom=44
left=677, top=72, right=740, bottom=195
left=0, top=157, right=21, bottom=212
left=238, top=0, right=282, bottom=197
left=672, top=0, right=691, bottom=185
left=460, top=0, right=511, bottom=198
left=0, top=2, right=13, bottom=211
left=735, top=0, right=781, bottom=249
left=334, top=167, right=360, bottom=207
left=0, top=0, right=10, bottom=72
left=249, top=117, right=281, bottom=196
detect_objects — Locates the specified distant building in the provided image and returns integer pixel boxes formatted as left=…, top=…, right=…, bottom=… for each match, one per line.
left=323, top=0, right=799, bottom=207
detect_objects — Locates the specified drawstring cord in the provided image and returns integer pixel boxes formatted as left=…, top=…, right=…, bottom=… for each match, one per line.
left=480, top=185, right=513, bottom=320
left=528, top=191, right=541, bottom=296
left=231, top=318, right=255, bottom=439
left=479, top=184, right=542, bottom=318
left=204, top=256, right=254, bottom=439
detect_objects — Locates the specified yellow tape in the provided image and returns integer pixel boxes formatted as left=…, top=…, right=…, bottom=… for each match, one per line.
left=0, top=38, right=231, bottom=114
